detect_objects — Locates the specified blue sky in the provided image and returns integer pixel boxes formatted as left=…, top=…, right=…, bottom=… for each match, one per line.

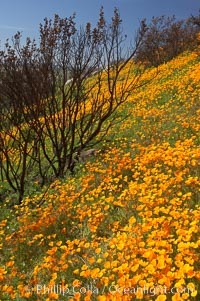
left=0, top=0, right=199, bottom=46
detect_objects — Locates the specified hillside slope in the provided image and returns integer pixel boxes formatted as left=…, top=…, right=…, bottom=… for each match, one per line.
left=0, top=48, right=200, bottom=301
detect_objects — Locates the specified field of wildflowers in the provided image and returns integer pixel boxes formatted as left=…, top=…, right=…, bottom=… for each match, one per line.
left=0, top=47, right=200, bottom=301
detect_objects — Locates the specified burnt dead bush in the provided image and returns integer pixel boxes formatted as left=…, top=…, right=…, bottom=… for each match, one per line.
left=0, top=7, right=149, bottom=203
